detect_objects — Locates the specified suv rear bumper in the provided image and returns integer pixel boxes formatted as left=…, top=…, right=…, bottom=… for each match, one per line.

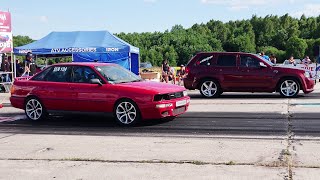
left=183, top=78, right=197, bottom=90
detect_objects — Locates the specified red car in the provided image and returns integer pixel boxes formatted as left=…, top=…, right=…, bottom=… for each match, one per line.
left=10, top=63, right=190, bottom=126
left=184, top=52, right=314, bottom=98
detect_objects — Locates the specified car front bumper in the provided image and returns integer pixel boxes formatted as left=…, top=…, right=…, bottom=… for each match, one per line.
left=303, top=78, right=315, bottom=94
left=140, top=96, right=190, bottom=120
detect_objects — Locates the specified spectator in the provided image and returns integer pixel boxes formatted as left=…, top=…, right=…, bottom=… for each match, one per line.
left=161, top=59, right=170, bottom=83
left=2, top=56, right=11, bottom=82
left=288, top=56, right=296, bottom=66
left=270, top=54, right=277, bottom=64
left=177, top=64, right=187, bottom=85
left=16, top=59, right=25, bottom=77
left=302, top=56, right=311, bottom=65
left=261, top=52, right=270, bottom=61
left=161, top=59, right=176, bottom=84
left=169, top=66, right=176, bottom=84
left=23, top=52, right=37, bottom=76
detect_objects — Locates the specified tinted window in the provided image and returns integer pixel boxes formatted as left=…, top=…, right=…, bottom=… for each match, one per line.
left=196, top=55, right=215, bottom=66
left=72, top=66, right=102, bottom=83
left=44, top=66, right=72, bottom=82
left=217, top=55, right=236, bottom=67
left=240, top=56, right=260, bottom=68
left=32, top=66, right=53, bottom=81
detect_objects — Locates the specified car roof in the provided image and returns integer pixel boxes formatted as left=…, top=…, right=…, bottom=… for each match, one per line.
left=196, top=52, right=256, bottom=56
left=51, top=62, right=116, bottom=67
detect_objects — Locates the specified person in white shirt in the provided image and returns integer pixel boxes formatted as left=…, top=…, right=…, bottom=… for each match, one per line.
left=302, top=56, right=311, bottom=65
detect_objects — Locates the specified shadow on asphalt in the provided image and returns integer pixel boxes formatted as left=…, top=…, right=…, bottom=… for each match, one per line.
left=0, top=111, right=292, bottom=136
left=1, top=111, right=320, bottom=136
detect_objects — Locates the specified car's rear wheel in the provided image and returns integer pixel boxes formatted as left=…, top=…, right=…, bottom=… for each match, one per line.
left=199, top=79, right=221, bottom=98
left=25, top=97, right=48, bottom=121
left=279, top=79, right=300, bottom=97
left=114, top=99, right=141, bottom=126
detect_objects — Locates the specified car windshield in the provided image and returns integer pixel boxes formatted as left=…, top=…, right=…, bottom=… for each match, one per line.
left=252, top=54, right=275, bottom=66
left=95, top=65, right=142, bottom=84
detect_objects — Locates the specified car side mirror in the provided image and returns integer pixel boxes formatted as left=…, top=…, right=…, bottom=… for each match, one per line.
left=259, top=62, right=267, bottom=68
left=90, top=79, right=103, bottom=86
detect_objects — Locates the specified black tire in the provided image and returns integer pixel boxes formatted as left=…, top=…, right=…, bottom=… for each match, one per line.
left=278, top=78, right=300, bottom=97
left=113, top=99, right=141, bottom=126
left=24, top=97, right=48, bottom=121
left=199, top=79, right=221, bottom=98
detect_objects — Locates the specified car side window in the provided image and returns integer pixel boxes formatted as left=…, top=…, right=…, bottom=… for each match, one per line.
left=196, top=55, right=215, bottom=66
left=217, top=55, right=236, bottom=67
left=32, top=66, right=53, bottom=81
left=240, top=56, right=260, bottom=68
left=44, top=66, right=72, bottom=82
left=72, top=66, right=102, bottom=83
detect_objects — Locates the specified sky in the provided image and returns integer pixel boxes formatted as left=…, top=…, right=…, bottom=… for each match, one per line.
left=2, top=0, right=320, bottom=39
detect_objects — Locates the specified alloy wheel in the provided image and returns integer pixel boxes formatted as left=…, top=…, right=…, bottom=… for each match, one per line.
left=280, top=80, right=299, bottom=97
left=116, top=101, right=137, bottom=125
left=201, top=80, right=218, bottom=97
left=25, top=98, right=43, bottom=120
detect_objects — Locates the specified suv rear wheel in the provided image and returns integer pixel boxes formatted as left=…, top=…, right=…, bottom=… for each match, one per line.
left=199, top=80, right=221, bottom=98
left=279, top=78, right=300, bottom=97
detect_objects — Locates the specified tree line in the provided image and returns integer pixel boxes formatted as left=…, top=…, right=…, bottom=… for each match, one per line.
left=13, top=14, right=320, bottom=66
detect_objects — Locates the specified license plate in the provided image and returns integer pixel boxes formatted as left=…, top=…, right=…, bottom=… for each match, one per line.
left=176, top=99, right=187, bottom=107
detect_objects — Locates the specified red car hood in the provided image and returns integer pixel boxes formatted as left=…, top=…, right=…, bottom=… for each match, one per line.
left=115, top=81, right=186, bottom=94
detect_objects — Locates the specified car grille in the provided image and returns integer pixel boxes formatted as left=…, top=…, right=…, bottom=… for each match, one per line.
left=154, top=91, right=184, bottom=101
left=173, top=107, right=186, bottom=115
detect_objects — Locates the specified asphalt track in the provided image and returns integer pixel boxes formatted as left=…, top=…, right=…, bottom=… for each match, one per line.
left=1, top=91, right=320, bottom=138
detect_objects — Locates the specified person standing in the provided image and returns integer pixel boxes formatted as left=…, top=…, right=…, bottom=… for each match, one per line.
left=24, top=52, right=37, bottom=76
left=1, top=56, right=11, bottom=82
left=161, top=59, right=170, bottom=83
left=15, top=59, right=23, bottom=77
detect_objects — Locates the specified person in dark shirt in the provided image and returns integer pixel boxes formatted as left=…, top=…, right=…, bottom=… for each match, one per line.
left=16, top=59, right=23, bottom=77
left=161, top=59, right=170, bottom=83
left=24, top=52, right=36, bottom=76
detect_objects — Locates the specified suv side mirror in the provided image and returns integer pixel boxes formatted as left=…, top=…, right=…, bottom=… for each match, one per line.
left=259, top=62, right=267, bottom=68
left=90, top=79, right=103, bottom=86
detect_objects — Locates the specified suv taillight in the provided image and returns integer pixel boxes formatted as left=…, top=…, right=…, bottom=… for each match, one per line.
left=185, top=66, right=190, bottom=74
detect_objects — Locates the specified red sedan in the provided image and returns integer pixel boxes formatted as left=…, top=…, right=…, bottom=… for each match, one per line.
left=10, top=63, right=190, bottom=126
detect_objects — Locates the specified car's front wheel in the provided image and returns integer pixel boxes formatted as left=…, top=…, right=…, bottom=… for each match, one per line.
left=114, top=99, right=141, bottom=126
left=199, top=79, right=221, bottom=98
left=25, top=97, right=48, bottom=121
left=278, top=79, right=300, bottom=97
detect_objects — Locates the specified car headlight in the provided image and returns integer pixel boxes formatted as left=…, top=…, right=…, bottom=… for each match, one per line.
left=304, top=71, right=311, bottom=78
left=183, top=90, right=188, bottom=97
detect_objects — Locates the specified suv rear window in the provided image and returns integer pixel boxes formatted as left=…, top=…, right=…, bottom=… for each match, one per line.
left=196, top=54, right=215, bottom=66
left=217, top=55, right=236, bottom=67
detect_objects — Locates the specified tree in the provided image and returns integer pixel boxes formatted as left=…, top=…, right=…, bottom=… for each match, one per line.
left=13, top=35, right=34, bottom=47
left=286, top=36, right=307, bottom=59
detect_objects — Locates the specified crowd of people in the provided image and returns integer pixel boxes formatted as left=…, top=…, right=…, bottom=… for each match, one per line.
left=161, top=59, right=186, bottom=85
left=259, top=51, right=313, bottom=66
left=0, top=52, right=37, bottom=83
